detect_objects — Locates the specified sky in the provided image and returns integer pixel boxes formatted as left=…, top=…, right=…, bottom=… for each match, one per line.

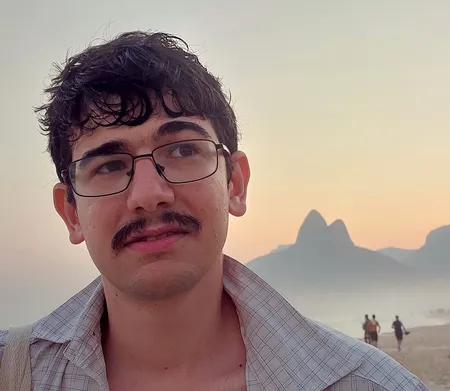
left=1, top=0, right=450, bottom=325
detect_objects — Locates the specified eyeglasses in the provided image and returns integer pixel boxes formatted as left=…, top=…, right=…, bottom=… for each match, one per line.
left=63, top=139, right=230, bottom=197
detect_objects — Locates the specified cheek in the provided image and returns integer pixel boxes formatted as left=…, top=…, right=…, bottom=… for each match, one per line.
left=77, top=198, right=119, bottom=247
left=188, top=176, right=229, bottom=235
left=189, top=172, right=228, bottom=208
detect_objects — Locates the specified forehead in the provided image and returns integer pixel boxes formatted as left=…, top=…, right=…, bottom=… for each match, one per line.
left=71, top=113, right=218, bottom=160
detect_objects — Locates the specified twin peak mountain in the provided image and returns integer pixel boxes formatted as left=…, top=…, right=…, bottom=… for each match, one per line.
left=294, top=210, right=354, bottom=249
left=246, top=210, right=426, bottom=295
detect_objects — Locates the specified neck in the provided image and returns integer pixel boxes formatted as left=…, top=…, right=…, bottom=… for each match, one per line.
left=101, top=257, right=230, bottom=371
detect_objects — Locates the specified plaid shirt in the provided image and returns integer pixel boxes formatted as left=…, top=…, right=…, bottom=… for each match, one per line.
left=1, top=256, right=429, bottom=390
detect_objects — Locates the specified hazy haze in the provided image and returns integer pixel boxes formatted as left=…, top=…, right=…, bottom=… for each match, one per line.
left=1, top=0, right=450, bottom=329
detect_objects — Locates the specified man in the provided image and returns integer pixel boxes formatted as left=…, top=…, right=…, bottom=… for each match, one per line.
left=362, top=314, right=370, bottom=343
left=392, top=315, right=408, bottom=351
left=0, top=31, right=429, bottom=390
left=367, top=314, right=382, bottom=348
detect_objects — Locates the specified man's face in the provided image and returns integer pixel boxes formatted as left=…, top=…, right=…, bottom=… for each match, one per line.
left=53, top=106, right=250, bottom=300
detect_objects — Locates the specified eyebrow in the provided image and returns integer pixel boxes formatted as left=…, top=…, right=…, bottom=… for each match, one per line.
left=78, top=120, right=211, bottom=163
left=153, top=120, right=211, bottom=141
left=80, top=139, right=131, bottom=161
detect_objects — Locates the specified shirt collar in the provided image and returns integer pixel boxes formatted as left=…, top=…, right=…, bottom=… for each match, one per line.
left=33, top=256, right=363, bottom=390
left=33, top=276, right=108, bottom=386
left=33, top=276, right=104, bottom=345
left=222, top=256, right=363, bottom=390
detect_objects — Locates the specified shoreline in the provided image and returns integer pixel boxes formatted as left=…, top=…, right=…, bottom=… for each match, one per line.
left=379, top=322, right=450, bottom=336
left=376, top=323, right=450, bottom=390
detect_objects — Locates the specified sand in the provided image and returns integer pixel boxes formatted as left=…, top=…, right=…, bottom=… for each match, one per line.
left=376, top=323, right=450, bottom=390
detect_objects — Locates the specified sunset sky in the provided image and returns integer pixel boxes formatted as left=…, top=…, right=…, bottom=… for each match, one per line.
left=1, top=0, right=449, bottom=301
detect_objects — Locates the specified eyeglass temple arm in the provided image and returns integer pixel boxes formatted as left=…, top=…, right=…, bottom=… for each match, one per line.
left=217, top=143, right=231, bottom=155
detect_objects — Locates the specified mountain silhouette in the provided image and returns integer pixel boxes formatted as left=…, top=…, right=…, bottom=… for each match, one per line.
left=402, top=225, right=450, bottom=274
left=378, top=225, right=450, bottom=275
left=269, top=211, right=354, bottom=254
left=378, top=247, right=415, bottom=263
left=270, top=244, right=291, bottom=254
left=247, top=210, right=422, bottom=296
left=294, top=209, right=328, bottom=246
left=327, top=219, right=354, bottom=249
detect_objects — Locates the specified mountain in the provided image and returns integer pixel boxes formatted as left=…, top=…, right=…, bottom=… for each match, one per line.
left=294, top=210, right=354, bottom=250
left=378, top=226, right=450, bottom=275
left=402, top=225, right=450, bottom=274
left=294, top=209, right=328, bottom=246
left=327, top=219, right=354, bottom=249
left=247, top=210, right=423, bottom=297
left=270, top=244, right=292, bottom=254
left=378, top=247, right=416, bottom=263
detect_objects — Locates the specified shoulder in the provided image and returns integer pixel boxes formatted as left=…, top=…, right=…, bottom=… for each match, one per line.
left=0, top=277, right=103, bottom=363
left=222, top=259, right=428, bottom=390
left=0, top=328, right=7, bottom=343
left=278, top=317, right=429, bottom=390
left=330, top=372, right=429, bottom=390
left=322, top=328, right=428, bottom=390
left=0, top=323, right=72, bottom=381
left=0, top=329, right=7, bottom=362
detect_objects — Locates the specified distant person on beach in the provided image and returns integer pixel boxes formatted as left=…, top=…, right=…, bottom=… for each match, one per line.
left=367, top=314, right=381, bottom=347
left=0, top=31, right=429, bottom=390
left=392, top=315, right=408, bottom=351
left=363, top=314, right=370, bottom=343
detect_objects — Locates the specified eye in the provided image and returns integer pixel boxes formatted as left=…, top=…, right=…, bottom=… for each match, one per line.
left=95, top=159, right=128, bottom=174
left=169, top=143, right=200, bottom=158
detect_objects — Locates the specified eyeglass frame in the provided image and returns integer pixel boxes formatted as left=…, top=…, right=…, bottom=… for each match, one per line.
left=61, top=139, right=231, bottom=198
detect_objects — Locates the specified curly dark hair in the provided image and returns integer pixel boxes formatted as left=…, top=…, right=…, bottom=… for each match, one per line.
left=35, top=31, right=239, bottom=202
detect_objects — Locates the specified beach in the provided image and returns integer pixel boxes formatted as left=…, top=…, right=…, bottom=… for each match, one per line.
left=377, top=323, right=450, bottom=390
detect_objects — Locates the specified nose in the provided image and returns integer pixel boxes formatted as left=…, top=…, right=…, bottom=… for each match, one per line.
left=126, top=158, right=175, bottom=213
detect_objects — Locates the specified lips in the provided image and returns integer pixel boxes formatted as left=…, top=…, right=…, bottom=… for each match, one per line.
left=130, top=231, right=178, bottom=243
left=123, top=226, right=189, bottom=247
left=111, top=213, right=202, bottom=252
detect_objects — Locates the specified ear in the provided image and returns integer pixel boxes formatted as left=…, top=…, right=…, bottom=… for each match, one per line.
left=228, top=151, right=250, bottom=217
left=53, top=183, right=85, bottom=245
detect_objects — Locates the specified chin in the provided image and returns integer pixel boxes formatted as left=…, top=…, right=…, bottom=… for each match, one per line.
left=123, top=263, right=205, bottom=301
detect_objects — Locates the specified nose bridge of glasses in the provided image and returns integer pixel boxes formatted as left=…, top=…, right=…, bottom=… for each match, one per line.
left=132, top=153, right=165, bottom=177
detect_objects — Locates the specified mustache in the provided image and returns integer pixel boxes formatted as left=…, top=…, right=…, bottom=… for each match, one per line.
left=111, top=210, right=202, bottom=251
